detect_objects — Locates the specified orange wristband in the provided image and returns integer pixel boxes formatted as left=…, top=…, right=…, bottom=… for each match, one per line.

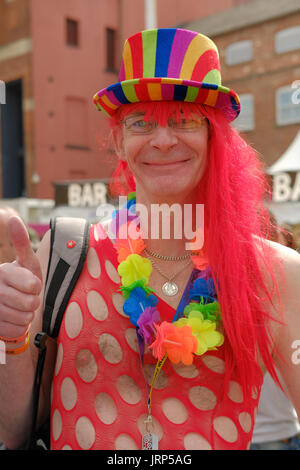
left=0, top=325, right=31, bottom=344
left=5, top=334, right=30, bottom=355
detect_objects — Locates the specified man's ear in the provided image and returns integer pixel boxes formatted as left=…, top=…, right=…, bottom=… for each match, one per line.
left=112, top=127, right=126, bottom=161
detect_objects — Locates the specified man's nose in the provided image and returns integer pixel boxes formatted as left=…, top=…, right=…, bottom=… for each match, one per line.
left=149, top=125, right=178, bottom=153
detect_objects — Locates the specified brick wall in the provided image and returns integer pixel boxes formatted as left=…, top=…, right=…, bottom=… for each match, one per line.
left=213, top=12, right=300, bottom=166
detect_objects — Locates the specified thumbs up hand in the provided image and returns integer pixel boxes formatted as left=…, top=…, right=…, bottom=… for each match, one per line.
left=0, top=216, right=43, bottom=339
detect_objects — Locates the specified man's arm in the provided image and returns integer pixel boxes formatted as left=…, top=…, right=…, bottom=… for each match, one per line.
left=0, top=217, right=53, bottom=449
left=270, top=242, right=300, bottom=418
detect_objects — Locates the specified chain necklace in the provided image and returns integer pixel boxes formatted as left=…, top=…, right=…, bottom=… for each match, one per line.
left=144, top=247, right=193, bottom=261
left=144, top=250, right=192, bottom=297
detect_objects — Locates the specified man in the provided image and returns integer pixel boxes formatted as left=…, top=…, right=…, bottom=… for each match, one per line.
left=0, top=28, right=299, bottom=450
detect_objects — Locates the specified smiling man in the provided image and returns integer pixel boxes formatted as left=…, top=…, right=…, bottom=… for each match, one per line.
left=0, top=28, right=299, bottom=451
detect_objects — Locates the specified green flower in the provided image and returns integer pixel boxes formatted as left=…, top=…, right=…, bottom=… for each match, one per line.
left=120, top=279, right=155, bottom=299
left=184, top=300, right=221, bottom=325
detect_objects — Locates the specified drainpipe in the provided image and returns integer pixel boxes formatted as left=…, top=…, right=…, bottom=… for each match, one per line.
left=145, top=0, right=157, bottom=30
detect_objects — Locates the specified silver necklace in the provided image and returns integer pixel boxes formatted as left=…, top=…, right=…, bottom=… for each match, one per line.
left=144, top=251, right=191, bottom=297
left=144, top=247, right=192, bottom=261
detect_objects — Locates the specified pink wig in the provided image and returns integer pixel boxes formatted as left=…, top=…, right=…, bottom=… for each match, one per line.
left=109, top=102, right=282, bottom=403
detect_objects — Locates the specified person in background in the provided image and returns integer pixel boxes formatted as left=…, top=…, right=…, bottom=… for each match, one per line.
left=251, top=220, right=300, bottom=450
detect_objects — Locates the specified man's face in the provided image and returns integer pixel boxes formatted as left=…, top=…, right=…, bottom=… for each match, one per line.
left=0, top=215, right=16, bottom=263
left=115, top=107, right=209, bottom=203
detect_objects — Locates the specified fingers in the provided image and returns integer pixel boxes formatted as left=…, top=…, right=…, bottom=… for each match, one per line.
left=2, top=262, right=42, bottom=295
left=7, top=216, right=42, bottom=281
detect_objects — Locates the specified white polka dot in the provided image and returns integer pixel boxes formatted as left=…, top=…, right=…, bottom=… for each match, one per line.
left=75, top=416, right=95, bottom=450
left=87, top=247, right=101, bottom=278
left=95, top=393, right=117, bottom=424
left=98, top=333, right=123, bottom=364
left=172, top=362, right=199, bottom=379
left=117, top=375, right=142, bottom=404
left=189, top=386, right=217, bottom=411
left=55, top=343, right=63, bottom=375
left=64, top=302, right=83, bottom=339
left=61, top=444, right=72, bottom=450
left=94, top=225, right=99, bottom=242
left=184, top=433, right=212, bottom=450
left=125, top=328, right=139, bottom=353
left=61, top=377, right=77, bottom=411
left=239, top=412, right=252, bottom=433
left=201, top=355, right=225, bottom=374
left=87, top=290, right=108, bottom=321
left=162, top=397, right=188, bottom=424
left=76, top=349, right=98, bottom=382
left=115, top=434, right=138, bottom=450
left=112, top=293, right=127, bottom=317
left=52, top=409, right=62, bottom=441
left=137, top=414, right=163, bottom=440
left=105, top=259, right=120, bottom=284
left=228, top=381, right=243, bottom=403
left=143, top=364, right=168, bottom=389
left=213, top=416, right=238, bottom=443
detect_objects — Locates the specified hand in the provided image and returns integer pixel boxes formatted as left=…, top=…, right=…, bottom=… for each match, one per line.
left=0, top=216, right=43, bottom=338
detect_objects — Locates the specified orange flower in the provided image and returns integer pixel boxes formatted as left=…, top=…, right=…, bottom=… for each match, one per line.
left=149, top=321, right=198, bottom=365
left=114, top=222, right=146, bottom=262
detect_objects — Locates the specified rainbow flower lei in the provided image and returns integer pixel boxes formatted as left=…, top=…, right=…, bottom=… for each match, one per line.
left=112, top=193, right=224, bottom=366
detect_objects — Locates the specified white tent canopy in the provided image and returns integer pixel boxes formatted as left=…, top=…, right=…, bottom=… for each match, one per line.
left=267, top=130, right=300, bottom=174
left=266, top=131, right=300, bottom=224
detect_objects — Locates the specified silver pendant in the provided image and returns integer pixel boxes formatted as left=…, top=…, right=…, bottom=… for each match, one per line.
left=142, top=432, right=159, bottom=450
left=162, top=281, right=178, bottom=296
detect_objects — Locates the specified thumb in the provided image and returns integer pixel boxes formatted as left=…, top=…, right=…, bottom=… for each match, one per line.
left=8, top=216, right=42, bottom=281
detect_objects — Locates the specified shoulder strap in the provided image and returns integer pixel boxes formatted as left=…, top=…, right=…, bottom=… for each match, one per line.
left=26, top=216, right=90, bottom=450
left=42, top=216, right=90, bottom=337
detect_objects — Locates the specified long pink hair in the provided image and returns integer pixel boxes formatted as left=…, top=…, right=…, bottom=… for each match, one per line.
left=109, top=101, right=283, bottom=403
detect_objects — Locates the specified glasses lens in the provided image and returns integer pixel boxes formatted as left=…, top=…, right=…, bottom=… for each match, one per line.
left=123, top=115, right=154, bottom=134
left=170, top=116, right=205, bottom=131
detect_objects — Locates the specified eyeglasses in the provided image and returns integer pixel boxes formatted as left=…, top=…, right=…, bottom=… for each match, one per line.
left=122, top=113, right=207, bottom=135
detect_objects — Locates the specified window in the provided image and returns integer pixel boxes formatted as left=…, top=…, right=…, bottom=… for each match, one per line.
left=225, top=40, right=253, bottom=66
left=232, top=94, right=255, bottom=132
left=276, top=85, right=300, bottom=126
left=275, top=26, right=300, bottom=54
left=106, top=28, right=117, bottom=72
left=65, top=97, right=89, bottom=148
left=66, top=18, right=79, bottom=47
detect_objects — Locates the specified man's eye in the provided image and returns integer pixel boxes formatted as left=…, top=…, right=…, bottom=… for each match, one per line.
left=133, top=120, right=147, bottom=128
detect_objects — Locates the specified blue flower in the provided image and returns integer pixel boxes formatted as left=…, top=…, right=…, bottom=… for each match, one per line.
left=123, top=287, right=158, bottom=326
left=189, top=277, right=217, bottom=303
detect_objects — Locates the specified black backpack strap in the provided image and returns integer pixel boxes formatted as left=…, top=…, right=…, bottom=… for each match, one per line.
left=26, top=217, right=90, bottom=449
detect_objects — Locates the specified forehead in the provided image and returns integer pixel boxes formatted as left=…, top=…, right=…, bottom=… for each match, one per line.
left=112, top=101, right=204, bottom=127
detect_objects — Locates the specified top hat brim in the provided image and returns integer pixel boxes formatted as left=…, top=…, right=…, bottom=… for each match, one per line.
left=93, top=77, right=240, bottom=122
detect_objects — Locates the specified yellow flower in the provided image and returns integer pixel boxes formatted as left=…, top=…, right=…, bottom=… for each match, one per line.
left=174, top=312, right=224, bottom=356
left=118, top=254, right=152, bottom=286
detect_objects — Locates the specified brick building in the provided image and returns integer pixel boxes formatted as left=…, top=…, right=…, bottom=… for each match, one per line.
left=0, top=0, right=252, bottom=209
left=185, top=0, right=300, bottom=236
left=186, top=0, right=300, bottom=168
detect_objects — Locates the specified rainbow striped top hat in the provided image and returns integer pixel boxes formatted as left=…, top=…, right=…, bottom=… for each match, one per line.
left=93, top=28, right=240, bottom=121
